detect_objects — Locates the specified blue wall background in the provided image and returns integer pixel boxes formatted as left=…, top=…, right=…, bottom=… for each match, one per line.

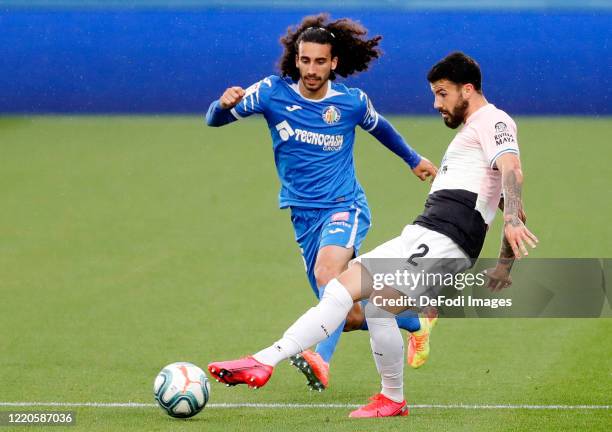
left=1, top=7, right=610, bottom=114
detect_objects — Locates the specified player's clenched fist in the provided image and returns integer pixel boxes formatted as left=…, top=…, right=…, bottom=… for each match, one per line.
left=219, top=87, right=246, bottom=109
left=412, top=157, right=438, bottom=182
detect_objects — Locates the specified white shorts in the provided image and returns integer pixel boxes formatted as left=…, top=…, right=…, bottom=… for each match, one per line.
left=352, top=224, right=471, bottom=297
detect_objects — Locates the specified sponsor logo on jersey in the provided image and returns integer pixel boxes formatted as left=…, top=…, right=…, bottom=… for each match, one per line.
left=322, top=106, right=341, bottom=124
left=294, top=129, right=343, bottom=150
left=275, top=120, right=344, bottom=150
left=331, top=211, right=350, bottom=222
left=494, top=121, right=516, bottom=146
left=329, top=221, right=352, bottom=228
left=275, top=120, right=295, bottom=141
left=286, top=104, right=302, bottom=112
left=494, top=132, right=516, bottom=146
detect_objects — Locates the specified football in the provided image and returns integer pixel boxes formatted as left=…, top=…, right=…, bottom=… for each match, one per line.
left=153, top=362, right=210, bottom=418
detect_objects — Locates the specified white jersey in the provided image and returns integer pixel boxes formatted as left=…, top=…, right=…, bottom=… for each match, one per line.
left=414, top=104, right=519, bottom=258
left=431, top=103, right=519, bottom=224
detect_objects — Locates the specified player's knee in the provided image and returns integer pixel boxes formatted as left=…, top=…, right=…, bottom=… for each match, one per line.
left=343, top=303, right=365, bottom=332
left=314, top=264, right=341, bottom=288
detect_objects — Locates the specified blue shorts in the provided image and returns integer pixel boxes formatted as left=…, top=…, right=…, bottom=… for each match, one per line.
left=290, top=199, right=371, bottom=298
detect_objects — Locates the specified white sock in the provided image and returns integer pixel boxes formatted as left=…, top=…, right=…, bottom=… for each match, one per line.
left=253, top=279, right=354, bottom=367
left=365, top=302, right=404, bottom=403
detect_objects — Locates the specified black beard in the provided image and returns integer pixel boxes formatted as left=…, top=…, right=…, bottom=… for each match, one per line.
left=300, top=73, right=328, bottom=93
left=442, top=98, right=469, bottom=129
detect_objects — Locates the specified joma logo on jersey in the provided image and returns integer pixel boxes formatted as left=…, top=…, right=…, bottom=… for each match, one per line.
left=275, top=120, right=343, bottom=150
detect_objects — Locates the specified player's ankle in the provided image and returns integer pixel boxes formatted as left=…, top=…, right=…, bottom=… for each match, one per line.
left=381, top=388, right=404, bottom=403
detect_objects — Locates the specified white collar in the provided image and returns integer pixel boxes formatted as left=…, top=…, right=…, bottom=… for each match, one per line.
left=289, top=80, right=344, bottom=102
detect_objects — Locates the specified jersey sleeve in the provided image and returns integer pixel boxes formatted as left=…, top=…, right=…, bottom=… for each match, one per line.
left=357, top=90, right=380, bottom=132
left=230, top=76, right=275, bottom=120
left=205, top=99, right=238, bottom=127
left=477, top=115, right=520, bottom=169
left=367, top=115, right=422, bottom=169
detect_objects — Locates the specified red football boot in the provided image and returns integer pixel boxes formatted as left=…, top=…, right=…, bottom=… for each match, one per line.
left=349, top=393, right=409, bottom=418
left=207, top=356, right=273, bottom=389
left=289, top=350, right=329, bottom=391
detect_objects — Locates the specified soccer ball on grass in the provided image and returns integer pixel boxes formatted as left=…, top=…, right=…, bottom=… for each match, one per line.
left=153, top=362, right=210, bottom=418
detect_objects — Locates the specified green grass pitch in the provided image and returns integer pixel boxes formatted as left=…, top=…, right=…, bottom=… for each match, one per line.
left=1, top=116, right=611, bottom=431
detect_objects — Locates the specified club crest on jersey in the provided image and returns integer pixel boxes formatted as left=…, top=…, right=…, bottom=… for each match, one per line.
left=322, top=106, right=341, bottom=124
left=495, top=122, right=507, bottom=133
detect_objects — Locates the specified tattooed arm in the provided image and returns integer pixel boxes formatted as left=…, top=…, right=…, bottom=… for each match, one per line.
left=498, top=197, right=527, bottom=224
left=485, top=154, right=538, bottom=291
left=498, top=154, right=538, bottom=257
left=497, top=196, right=528, bottom=263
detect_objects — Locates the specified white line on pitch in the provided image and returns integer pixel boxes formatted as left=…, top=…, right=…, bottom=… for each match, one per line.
left=0, top=402, right=610, bottom=410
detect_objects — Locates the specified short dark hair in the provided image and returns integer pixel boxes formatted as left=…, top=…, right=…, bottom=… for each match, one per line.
left=279, top=14, right=382, bottom=81
left=427, top=52, right=482, bottom=92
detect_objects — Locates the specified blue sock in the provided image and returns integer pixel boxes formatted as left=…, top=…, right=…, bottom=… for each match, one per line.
left=359, top=300, right=370, bottom=330
left=313, top=285, right=344, bottom=364
left=396, top=310, right=421, bottom=332
left=359, top=300, right=421, bottom=332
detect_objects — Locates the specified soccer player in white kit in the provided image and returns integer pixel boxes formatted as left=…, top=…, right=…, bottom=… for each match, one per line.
left=208, top=52, right=538, bottom=418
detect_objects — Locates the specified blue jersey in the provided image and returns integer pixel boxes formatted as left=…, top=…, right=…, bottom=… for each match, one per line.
left=229, top=75, right=381, bottom=209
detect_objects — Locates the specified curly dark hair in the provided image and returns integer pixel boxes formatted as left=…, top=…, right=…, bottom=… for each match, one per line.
left=278, top=14, right=382, bottom=81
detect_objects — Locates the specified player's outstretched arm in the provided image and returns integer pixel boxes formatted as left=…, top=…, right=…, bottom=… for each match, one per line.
left=497, top=153, right=538, bottom=258
left=485, top=153, right=538, bottom=291
left=205, top=86, right=246, bottom=127
left=486, top=198, right=528, bottom=291
left=367, top=115, right=438, bottom=181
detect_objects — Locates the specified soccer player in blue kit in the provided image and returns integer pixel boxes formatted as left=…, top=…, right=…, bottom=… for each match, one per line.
left=205, top=14, right=437, bottom=391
